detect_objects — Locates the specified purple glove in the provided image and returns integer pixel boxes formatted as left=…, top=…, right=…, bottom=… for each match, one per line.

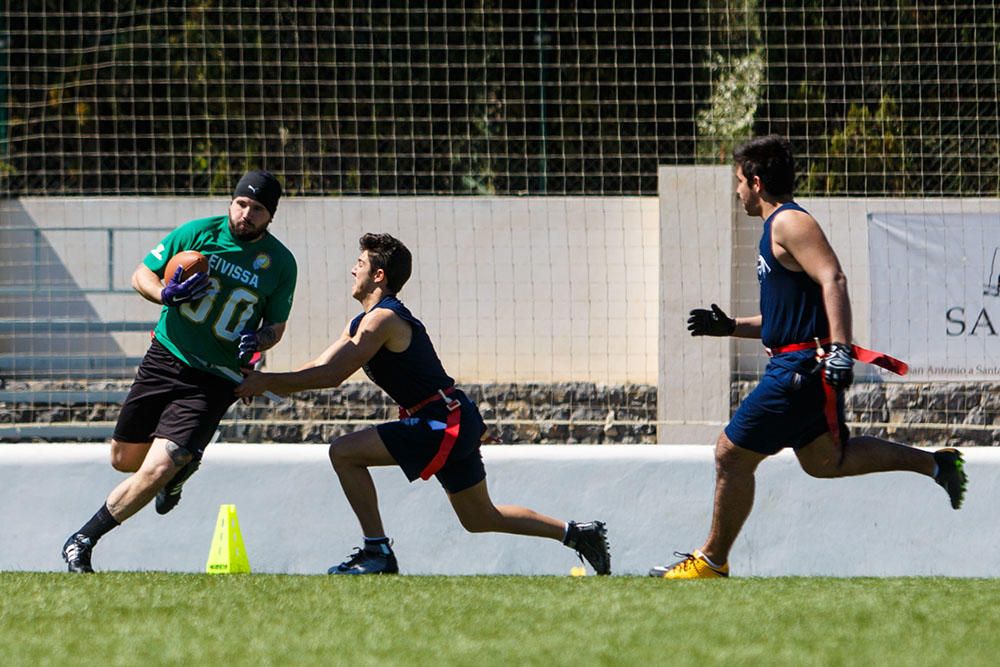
left=161, top=266, right=211, bottom=306
left=238, top=329, right=259, bottom=365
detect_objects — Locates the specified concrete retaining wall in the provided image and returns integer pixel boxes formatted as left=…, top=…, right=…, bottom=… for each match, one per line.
left=2, top=444, right=992, bottom=577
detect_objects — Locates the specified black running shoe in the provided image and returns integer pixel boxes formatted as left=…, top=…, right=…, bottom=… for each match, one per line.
left=934, top=448, right=967, bottom=510
left=328, top=545, right=399, bottom=575
left=155, top=459, right=201, bottom=515
left=62, top=533, right=95, bottom=573
left=564, top=520, right=611, bottom=575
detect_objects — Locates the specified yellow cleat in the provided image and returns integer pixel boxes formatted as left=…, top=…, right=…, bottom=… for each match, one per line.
left=649, top=550, right=729, bottom=579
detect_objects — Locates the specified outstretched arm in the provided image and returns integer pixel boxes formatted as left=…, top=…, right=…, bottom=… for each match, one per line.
left=235, top=310, right=404, bottom=397
left=294, top=321, right=354, bottom=371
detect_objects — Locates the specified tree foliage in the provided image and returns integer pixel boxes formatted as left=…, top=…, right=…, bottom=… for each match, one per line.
left=1, top=2, right=996, bottom=196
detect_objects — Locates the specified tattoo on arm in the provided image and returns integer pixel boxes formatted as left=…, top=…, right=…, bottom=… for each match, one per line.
left=255, top=325, right=280, bottom=352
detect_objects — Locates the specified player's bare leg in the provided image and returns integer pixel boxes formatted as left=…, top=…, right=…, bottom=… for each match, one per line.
left=62, top=438, right=187, bottom=573
left=796, top=433, right=966, bottom=508
left=327, top=428, right=400, bottom=574
left=448, top=480, right=611, bottom=575
left=328, top=428, right=397, bottom=537
left=795, top=432, right=933, bottom=477
left=447, top=479, right=563, bottom=538
left=105, top=438, right=191, bottom=522
left=111, top=436, right=202, bottom=516
left=702, top=432, right=767, bottom=566
left=109, top=439, right=153, bottom=472
left=651, top=432, right=763, bottom=579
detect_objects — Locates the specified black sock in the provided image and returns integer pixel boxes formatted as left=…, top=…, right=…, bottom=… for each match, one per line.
left=364, top=536, right=392, bottom=554
left=77, top=503, right=120, bottom=544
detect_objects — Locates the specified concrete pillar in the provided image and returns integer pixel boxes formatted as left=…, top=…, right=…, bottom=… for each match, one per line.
left=657, top=166, right=735, bottom=444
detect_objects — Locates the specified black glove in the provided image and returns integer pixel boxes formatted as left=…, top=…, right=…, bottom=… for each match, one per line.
left=687, top=304, right=736, bottom=337
left=824, top=342, right=855, bottom=390
left=161, top=266, right=211, bottom=306
left=238, top=329, right=259, bottom=366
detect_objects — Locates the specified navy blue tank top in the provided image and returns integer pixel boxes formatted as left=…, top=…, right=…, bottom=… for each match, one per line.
left=758, top=202, right=829, bottom=348
left=349, top=295, right=454, bottom=408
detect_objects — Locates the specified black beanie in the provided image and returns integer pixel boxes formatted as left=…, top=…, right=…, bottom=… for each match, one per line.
left=233, top=170, right=281, bottom=217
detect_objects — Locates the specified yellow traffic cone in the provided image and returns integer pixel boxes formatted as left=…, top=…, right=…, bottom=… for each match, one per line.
left=206, top=504, right=251, bottom=574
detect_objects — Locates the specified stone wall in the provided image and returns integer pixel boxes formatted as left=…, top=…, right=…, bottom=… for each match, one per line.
left=3, top=379, right=994, bottom=446
left=0, top=380, right=658, bottom=444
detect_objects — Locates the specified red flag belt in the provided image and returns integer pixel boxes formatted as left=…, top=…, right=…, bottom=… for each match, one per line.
left=764, top=338, right=909, bottom=447
left=399, top=387, right=463, bottom=480
left=766, top=338, right=909, bottom=376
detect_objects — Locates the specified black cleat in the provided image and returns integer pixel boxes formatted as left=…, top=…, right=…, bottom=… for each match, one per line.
left=155, top=459, right=201, bottom=515
left=934, top=448, right=967, bottom=510
left=62, top=533, right=95, bottom=573
left=564, top=520, right=611, bottom=575
left=328, top=544, right=399, bottom=575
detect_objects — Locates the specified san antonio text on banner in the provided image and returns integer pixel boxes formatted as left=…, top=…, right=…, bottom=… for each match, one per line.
left=906, top=365, right=1000, bottom=376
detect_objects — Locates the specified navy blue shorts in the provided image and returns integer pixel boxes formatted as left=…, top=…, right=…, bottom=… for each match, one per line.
left=725, top=350, right=850, bottom=456
left=377, top=390, right=487, bottom=494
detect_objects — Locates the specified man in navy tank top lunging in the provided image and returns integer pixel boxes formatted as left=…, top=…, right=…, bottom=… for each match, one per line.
left=650, top=136, right=967, bottom=579
left=237, top=233, right=610, bottom=575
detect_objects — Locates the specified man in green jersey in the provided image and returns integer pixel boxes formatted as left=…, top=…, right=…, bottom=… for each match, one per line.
left=61, top=171, right=298, bottom=573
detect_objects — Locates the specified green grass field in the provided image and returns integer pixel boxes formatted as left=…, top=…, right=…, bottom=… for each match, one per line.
left=1, top=573, right=995, bottom=666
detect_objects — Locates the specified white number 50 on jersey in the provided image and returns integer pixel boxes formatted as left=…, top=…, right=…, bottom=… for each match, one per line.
left=180, top=277, right=259, bottom=340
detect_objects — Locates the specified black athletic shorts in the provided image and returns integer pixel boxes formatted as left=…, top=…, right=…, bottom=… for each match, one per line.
left=376, top=390, right=487, bottom=494
left=113, top=338, right=237, bottom=458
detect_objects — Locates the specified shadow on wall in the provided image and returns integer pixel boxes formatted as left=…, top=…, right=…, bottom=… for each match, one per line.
left=0, top=200, right=150, bottom=378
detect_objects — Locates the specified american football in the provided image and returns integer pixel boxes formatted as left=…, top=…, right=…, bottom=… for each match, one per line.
left=164, top=249, right=209, bottom=282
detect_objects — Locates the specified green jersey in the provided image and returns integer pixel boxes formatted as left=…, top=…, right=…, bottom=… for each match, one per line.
left=143, top=215, right=297, bottom=378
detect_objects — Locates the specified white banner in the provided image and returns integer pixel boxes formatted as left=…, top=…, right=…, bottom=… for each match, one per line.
left=868, top=213, right=1000, bottom=381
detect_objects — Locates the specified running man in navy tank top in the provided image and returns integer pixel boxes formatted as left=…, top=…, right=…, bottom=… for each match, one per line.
left=237, top=233, right=610, bottom=575
left=651, top=136, right=967, bottom=580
